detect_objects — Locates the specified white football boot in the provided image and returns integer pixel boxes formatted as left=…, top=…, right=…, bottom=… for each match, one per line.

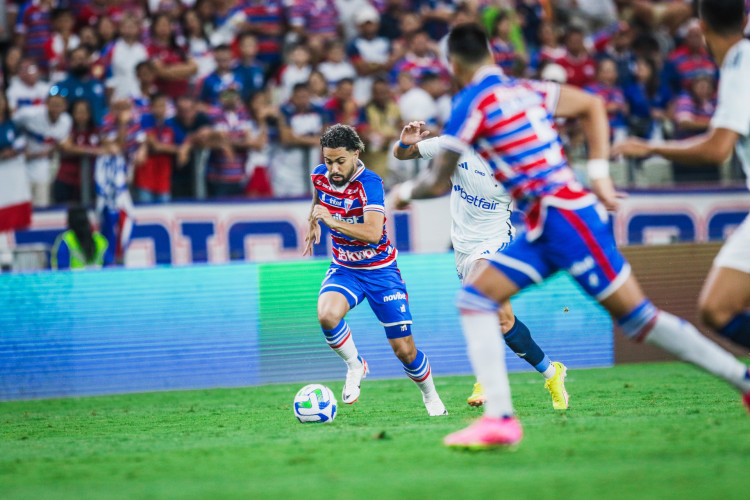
left=342, top=356, right=369, bottom=404
left=424, top=395, right=449, bottom=416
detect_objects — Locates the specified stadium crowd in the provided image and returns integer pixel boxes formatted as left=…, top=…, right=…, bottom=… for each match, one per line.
left=0, top=0, right=747, bottom=209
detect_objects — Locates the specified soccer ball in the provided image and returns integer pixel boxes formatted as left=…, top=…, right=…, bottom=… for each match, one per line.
left=293, top=384, right=337, bottom=423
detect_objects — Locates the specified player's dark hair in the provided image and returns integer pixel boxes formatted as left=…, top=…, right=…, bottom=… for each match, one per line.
left=320, top=124, right=365, bottom=153
left=447, top=23, right=491, bottom=65
left=67, top=205, right=95, bottom=262
left=699, top=0, right=745, bottom=35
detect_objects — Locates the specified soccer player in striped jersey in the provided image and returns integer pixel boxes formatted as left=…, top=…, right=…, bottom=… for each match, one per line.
left=393, top=120, right=569, bottom=410
left=393, top=23, right=750, bottom=449
left=615, top=0, right=750, bottom=356
left=303, top=124, right=447, bottom=416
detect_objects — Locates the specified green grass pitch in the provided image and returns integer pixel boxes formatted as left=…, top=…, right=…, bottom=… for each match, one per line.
left=2, top=361, right=749, bottom=500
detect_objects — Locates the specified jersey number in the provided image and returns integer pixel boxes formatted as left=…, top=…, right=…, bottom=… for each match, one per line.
left=526, top=106, right=563, bottom=165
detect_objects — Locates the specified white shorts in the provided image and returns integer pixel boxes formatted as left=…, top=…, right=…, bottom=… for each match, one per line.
left=713, top=213, right=750, bottom=274
left=455, top=241, right=511, bottom=283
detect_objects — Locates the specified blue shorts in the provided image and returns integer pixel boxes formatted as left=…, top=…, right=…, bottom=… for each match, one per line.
left=488, top=203, right=631, bottom=301
left=319, top=262, right=413, bottom=339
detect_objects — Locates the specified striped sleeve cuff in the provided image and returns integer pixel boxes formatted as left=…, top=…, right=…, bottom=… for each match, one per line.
left=364, top=204, right=385, bottom=214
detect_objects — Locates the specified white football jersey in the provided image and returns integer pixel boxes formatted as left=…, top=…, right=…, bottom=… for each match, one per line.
left=417, top=136, right=514, bottom=254
left=711, top=39, right=750, bottom=190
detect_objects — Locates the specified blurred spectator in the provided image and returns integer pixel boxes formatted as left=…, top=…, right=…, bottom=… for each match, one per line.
left=77, top=0, right=124, bottom=31
left=239, top=0, right=285, bottom=73
left=348, top=6, right=394, bottom=104
left=360, top=77, right=401, bottom=180
left=55, top=99, right=104, bottom=204
left=528, top=22, right=565, bottom=75
left=323, top=78, right=360, bottom=126
left=15, top=0, right=56, bottom=73
left=7, top=60, right=50, bottom=113
left=244, top=90, right=275, bottom=198
left=337, top=0, right=382, bottom=42
left=671, top=75, right=719, bottom=183
left=3, top=46, right=23, bottom=88
left=132, top=61, right=159, bottom=116
left=308, top=70, right=332, bottom=107
left=0, top=91, right=30, bottom=234
left=77, top=25, right=102, bottom=61
left=318, top=39, right=357, bottom=89
left=490, top=11, right=526, bottom=77
left=379, top=0, right=405, bottom=41
left=623, top=56, right=671, bottom=139
left=275, top=82, right=329, bottom=197
left=14, top=94, right=72, bottom=207
left=595, top=22, right=637, bottom=87
left=437, top=2, right=478, bottom=67
left=166, top=95, right=213, bottom=199
left=584, top=58, right=627, bottom=143
left=288, top=0, right=340, bottom=57
left=205, top=88, right=260, bottom=197
left=134, top=94, right=178, bottom=203
left=419, top=71, right=450, bottom=126
left=199, top=44, right=244, bottom=106
left=516, top=0, right=545, bottom=49
left=45, top=7, right=80, bottom=83
left=51, top=205, right=112, bottom=270
left=391, top=30, right=447, bottom=86
left=101, top=14, right=148, bottom=100
left=277, top=44, right=313, bottom=103
left=209, top=0, right=246, bottom=48
left=147, top=13, right=198, bottom=99
left=416, top=0, right=453, bottom=40
left=234, top=33, right=265, bottom=102
left=397, top=71, right=437, bottom=132
left=662, top=21, right=717, bottom=96
left=95, top=16, right=117, bottom=53
left=180, top=8, right=215, bottom=82
left=556, top=25, right=596, bottom=88
left=55, top=46, right=108, bottom=125
left=101, top=98, right=146, bottom=172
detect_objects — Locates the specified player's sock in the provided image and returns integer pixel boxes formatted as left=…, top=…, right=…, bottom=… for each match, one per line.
left=457, top=285, right=514, bottom=419
left=322, top=320, right=361, bottom=369
left=503, top=316, right=555, bottom=379
left=402, top=349, right=438, bottom=401
left=619, top=299, right=750, bottom=393
left=718, top=312, right=750, bottom=349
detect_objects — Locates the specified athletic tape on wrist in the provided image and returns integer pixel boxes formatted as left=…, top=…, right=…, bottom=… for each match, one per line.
left=587, top=159, right=610, bottom=179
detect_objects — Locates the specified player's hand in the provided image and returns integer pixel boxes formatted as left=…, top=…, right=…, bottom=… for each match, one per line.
left=303, top=220, right=321, bottom=256
left=612, top=138, right=652, bottom=158
left=591, top=178, right=626, bottom=212
left=311, top=205, right=334, bottom=226
left=399, top=121, right=431, bottom=147
left=387, top=184, right=411, bottom=210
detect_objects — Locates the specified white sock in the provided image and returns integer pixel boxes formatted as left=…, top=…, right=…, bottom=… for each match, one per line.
left=324, top=321, right=362, bottom=370
left=541, top=363, right=557, bottom=380
left=402, top=349, right=438, bottom=401
left=460, top=311, right=514, bottom=418
left=645, top=311, right=750, bottom=393
left=336, top=339, right=362, bottom=370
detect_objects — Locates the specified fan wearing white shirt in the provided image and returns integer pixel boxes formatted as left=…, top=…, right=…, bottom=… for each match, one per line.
left=6, top=61, right=50, bottom=113
left=615, top=0, right=750, bottom=355
left=393, top=121, right=570, bottom=410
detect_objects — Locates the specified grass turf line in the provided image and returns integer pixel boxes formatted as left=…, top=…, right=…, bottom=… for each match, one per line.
left=1, top=361, right=749, bottom=500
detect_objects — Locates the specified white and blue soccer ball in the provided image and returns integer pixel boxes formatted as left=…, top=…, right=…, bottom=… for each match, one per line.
left=293, top=384, right=337, bottom=423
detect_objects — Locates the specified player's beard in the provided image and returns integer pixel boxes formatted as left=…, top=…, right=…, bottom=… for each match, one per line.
left=330, top=162, right=356, bottom=187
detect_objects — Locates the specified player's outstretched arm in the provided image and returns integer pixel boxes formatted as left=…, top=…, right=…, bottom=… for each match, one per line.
left=555, top=85, right=623, bottom=211
left=303, top=191, right=321, bottom=256
left=392, top=121, right=431, bottom=160
left=613, top=127, right=738, bottom=166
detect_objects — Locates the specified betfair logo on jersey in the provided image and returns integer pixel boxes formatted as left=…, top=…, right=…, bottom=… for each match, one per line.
left=453, top=184, right=500, bottom=210
left=383, top=292, right=407, bottom=302
left=337, top=248, right=377, bottom=261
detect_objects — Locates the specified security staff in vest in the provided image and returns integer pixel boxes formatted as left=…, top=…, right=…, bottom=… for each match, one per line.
left=51, top=205, right=112, bottom=270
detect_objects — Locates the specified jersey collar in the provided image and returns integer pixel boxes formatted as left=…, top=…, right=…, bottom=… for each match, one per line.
left=472, top=65, right=507, bottom=84
left=326, top=160, right=365, bottom=192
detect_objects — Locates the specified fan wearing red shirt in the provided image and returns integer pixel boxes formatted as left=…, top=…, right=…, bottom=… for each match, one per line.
left=134, top=94, right=178, bottom=203
left=146, top=13, right=198, bottom=99
left=555, top=26, right=596, bottom=88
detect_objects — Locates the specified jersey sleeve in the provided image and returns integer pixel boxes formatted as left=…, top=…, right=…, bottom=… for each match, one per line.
left=711, top=48, right=750, bottom=137
left=441, top=90, right=486, bottom=154
left=360, top=174, right=385, bottom=215
left=521, top=79, right=561, bottom=113
left=415, top=136, right=442, bottom=159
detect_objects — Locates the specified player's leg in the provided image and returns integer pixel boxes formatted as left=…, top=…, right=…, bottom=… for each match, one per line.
left=698, top=218, right=750, bottom=348
left=548, top=204, right=750, bottom=404
left=318, top=266, right=368, bottom=404
left=364, top=263, right=447, bottom=416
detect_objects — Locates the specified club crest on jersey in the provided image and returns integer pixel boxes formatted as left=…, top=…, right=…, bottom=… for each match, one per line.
left=343, top=198, right=354, bottom=211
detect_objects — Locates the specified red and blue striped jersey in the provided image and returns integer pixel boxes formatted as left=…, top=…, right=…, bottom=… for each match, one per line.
left=311, top=163, right=396, bottom=270
left=16, top=0, right=55, bottom=70
left=442, top=66, right=590, bottom=231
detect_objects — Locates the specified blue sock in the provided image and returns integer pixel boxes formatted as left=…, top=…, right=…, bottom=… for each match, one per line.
left=504, top=316, right=551, bottom=374
left=719, top=312, right=750, bottom=349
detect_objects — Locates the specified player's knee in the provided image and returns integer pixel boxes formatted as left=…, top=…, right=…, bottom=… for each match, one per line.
left=698, top=300, right=733, bottom=332
left=317, top=308, right=343, bottom=331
